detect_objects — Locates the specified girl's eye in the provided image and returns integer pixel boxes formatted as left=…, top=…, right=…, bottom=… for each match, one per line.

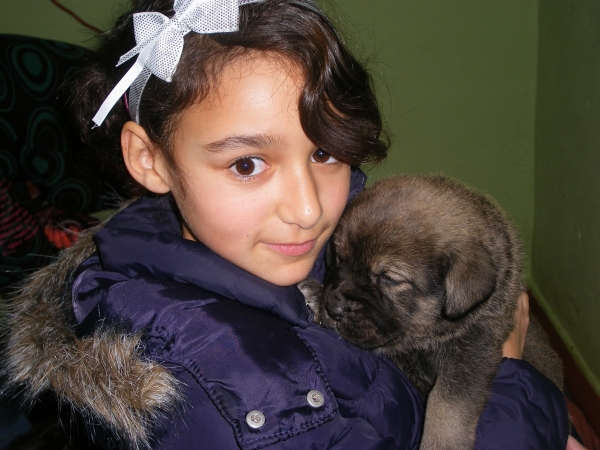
left=230, top=157, right=268, bottom=177
left=311, top=149, right=338, bottom=164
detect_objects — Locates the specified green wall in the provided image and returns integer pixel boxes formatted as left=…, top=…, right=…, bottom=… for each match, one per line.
left=329, top=0, right=538, bottom=272
left=2, top=0, right=598, bottom=393
left=532, top=0, right=600, bottom=394
left=0, top=0, right=120, bottom=48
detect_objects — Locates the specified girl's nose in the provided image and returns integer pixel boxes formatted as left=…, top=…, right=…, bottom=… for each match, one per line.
left=277, top=166, right=323, bottom=229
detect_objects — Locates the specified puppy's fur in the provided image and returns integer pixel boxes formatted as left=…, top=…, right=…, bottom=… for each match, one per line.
left=301, top=174, right=563, bottom=450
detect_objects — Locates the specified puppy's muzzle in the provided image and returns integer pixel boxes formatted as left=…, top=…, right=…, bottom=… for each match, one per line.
left=325, top=295, right=346, bottom=321
left=324, top=289, right=362, bottom=321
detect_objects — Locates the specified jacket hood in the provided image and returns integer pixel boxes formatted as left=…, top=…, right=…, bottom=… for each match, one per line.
left=0, top=210, right=183, bottom=449
left=86, top=196, right=310, bottom=328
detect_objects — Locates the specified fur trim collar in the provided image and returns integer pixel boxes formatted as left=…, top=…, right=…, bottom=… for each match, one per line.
left=1, top=222, right=182, bottom=449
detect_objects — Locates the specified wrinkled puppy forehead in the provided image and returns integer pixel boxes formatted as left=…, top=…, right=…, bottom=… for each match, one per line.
left=331, top=174, right=494, bottom=281
left=330, top=223, right=447, bottom=295
left=336, top=178, right=446, bottom=249
left=339, top=175, right=492, bottom=247
left=332, top=209, right=444, bottom=284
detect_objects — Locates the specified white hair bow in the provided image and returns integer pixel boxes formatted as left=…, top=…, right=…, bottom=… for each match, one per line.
left=92, top=0, right=263, bottom=127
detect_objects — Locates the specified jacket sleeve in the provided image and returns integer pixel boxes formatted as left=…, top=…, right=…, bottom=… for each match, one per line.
left=475, top=358, right=569, bottom=450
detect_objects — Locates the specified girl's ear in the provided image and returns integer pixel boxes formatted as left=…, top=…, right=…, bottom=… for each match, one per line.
left=121, top=121, right=171, bottom=194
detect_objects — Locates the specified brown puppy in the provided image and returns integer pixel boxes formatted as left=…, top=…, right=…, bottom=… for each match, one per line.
left=301, top=174, right=563, bottom=450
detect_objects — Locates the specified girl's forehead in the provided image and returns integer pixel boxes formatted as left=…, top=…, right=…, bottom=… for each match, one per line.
left=175, top=55, right=307, bottom=147
left=203, top=55, right=304, bottom=107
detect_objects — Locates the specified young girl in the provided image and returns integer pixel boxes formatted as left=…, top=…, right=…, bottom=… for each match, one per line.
left=2, top=0, right=570, bottom=449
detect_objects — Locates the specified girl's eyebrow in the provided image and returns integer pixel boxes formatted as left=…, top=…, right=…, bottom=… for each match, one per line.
left=203, top=134, right=284, bottom=153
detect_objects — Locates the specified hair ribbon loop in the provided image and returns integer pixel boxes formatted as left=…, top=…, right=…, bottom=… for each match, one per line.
left=92, top=0, right=263, bottom=127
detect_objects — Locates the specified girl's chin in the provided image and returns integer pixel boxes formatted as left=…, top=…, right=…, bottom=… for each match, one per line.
left=254, top=262, right=315, bottom=287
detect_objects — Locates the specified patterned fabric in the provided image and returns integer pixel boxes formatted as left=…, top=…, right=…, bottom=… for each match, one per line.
left=0, top=34, right=122, bottom=290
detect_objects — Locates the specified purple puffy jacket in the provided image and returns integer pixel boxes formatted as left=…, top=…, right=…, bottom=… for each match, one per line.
left=66, top=186, right=568, bottom=449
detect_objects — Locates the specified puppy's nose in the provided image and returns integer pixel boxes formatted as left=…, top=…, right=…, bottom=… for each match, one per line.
left=325, top=292, right=349, bottom=321
left=326, top=302, right=345, bottom=321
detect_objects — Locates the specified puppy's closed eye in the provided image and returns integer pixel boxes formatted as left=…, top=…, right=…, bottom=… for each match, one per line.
left=376, top=272, right=413, bottom=291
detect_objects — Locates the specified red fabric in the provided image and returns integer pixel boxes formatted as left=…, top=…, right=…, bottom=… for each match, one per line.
left=568, top=397, right=600, bottom=450
left=0, top=178, right=39, bottom=256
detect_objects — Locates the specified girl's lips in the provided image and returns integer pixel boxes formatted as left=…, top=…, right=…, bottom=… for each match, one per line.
left=265, top=239, right=317, bottom=257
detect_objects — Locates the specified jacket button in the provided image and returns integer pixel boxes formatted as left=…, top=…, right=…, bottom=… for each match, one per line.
left=246, top=410, right=266, bottom=429
left=306, top=390, right=325, bottom=408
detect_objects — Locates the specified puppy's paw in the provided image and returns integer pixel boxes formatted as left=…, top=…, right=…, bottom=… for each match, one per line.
left=298, top=279, right=326, bottom=325
left=298, top=278, right=323, bottom=312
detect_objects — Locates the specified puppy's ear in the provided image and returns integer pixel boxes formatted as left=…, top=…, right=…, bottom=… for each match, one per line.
left=442, top=244, right=497, bottom=320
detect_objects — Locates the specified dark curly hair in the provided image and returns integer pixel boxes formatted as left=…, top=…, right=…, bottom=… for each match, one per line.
left=70, top=0, right=389, bottom=195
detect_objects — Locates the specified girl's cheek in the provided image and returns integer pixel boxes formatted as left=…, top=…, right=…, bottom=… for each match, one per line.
left=326, top=168, right=352, bottom=214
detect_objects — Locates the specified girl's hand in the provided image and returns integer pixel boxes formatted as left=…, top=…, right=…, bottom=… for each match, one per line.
left=567, top=435, right=588, bottom=450
left=502, top=297, right=586, bottom=450
left=502, top=291, right=530, bottom=359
